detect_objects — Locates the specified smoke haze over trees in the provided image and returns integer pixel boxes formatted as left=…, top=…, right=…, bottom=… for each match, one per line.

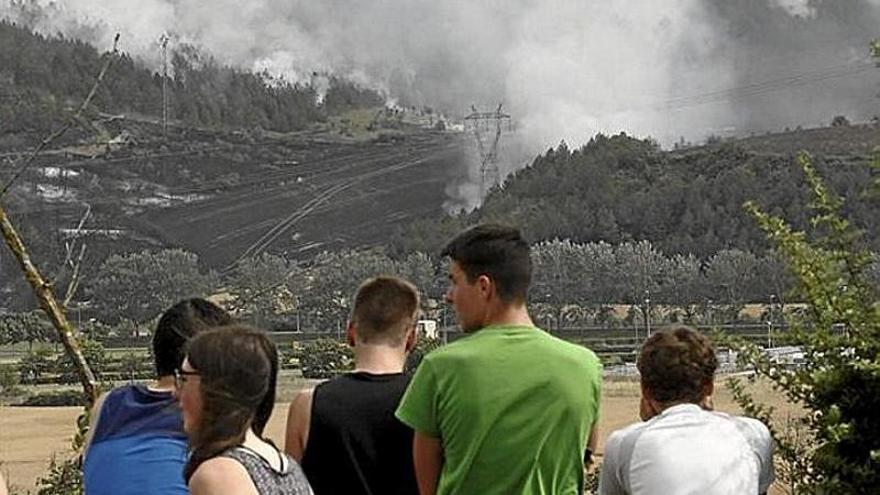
left=3, top=0, right=879, bottom=152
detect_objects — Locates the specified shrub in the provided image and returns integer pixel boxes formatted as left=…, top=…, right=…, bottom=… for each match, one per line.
left=18, top=347, right=53, bottom=384
left=53, top=340, right=105, bottom=384
left=830, top=115, right=850, bottom=127
left=293, top=339, right=353, bottom=379
left=0, top=362, right=22, bottom=396
left=117, top=351, right=150, bottom=382
left=730, top=152, right=880, bottom=493
left=405, top=337, right=444, bottom=373
left=33, top=456, right=82, bottom=495
left=18, top=389, right=88, bottom=407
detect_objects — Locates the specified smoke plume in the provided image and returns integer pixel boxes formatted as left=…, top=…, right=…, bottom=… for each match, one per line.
left=3, top=0, right=880, bottom=209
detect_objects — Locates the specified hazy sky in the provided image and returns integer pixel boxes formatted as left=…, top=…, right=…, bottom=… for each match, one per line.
left=3, top=0, right=879, bottom=207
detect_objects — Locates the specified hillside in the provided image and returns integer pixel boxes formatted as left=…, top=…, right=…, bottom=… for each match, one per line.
left=391, top=126, right=880, bottom=258
left=0, top=20, right=382, bottom=151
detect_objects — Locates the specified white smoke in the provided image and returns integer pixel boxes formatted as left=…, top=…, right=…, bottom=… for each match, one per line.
left=771, top=0, right=816, bottom=17
left=1, top=0, right=738, bottom=148
left=2, top=0, right=879, bottom=209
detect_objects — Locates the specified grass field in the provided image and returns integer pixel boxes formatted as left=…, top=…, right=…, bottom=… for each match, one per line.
left=0, top=376, right=799, bottom=493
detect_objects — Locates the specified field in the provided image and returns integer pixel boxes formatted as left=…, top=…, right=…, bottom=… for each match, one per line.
left=0, top=376, right=799, bottom=494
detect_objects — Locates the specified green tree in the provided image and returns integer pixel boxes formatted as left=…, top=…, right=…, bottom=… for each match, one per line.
left=704, top=249, right=761, bottom=320
left=659, top=253, right=705, bottom=322
left=230, top=253, right=298, bottom=326
left=54, top=339, right=106, bottom=385
left=18, top=347, right=53, bottom=384
left=86, top=249, right=218, bottom=326
left=295, top=248, right=397, bottom=332
left=731, top=152, right=880, bottom=492
left=0, top=311, right=55, bottom=348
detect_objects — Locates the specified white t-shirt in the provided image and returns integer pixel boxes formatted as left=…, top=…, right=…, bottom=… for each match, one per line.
left=599, top=404, right=774, bottom=495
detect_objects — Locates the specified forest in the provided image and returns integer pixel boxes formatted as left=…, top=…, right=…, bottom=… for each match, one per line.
left=0, top=20, right=384, bottom=151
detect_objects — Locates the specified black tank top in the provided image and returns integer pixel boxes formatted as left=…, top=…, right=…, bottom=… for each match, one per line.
left=301, top=372, right=418, bottom=495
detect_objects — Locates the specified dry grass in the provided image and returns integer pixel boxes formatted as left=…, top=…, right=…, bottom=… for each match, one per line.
left=0, top=376, right=800, bottom=493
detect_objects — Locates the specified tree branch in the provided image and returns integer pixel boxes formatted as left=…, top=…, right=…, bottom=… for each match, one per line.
left=0, top=34, right=120, bottom=200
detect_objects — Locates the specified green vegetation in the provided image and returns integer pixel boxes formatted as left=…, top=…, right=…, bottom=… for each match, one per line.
left=0, top=20, right=384, bottom=151
left=728, top=153, right=880, bottom=493
left=293, top=339, right=353, bottom=379
left=393, top=133, right=879, bottom=260
left=86, top=249, right=218, bottom=325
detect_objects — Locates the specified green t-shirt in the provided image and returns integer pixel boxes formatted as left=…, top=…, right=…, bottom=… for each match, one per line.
left=396, top=325, right=602, bottom=495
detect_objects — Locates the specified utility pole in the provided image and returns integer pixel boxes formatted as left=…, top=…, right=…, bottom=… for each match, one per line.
left=159, top=33, right=170, bottom=137
left=463, top=103, right=511, bottom=199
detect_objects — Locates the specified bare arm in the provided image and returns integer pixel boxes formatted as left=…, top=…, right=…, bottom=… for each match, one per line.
left=190, top=457, right=258, bottom=495
left=284, top=388, right=313, bottom=462
left=585, top=422, right=599, bottom=467
left=0, top=472, right=9, bottom=495
left=413, top=431, right=443, bottom=495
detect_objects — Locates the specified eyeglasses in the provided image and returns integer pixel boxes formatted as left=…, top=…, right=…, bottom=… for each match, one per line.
left=174, top=368, right=200, bottom=389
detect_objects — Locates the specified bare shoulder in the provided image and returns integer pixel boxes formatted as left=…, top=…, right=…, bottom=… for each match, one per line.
left=292, top=387, right=314, bottom=406
left=190, top=457, right=257, bottom=495
left=285, top=387, right=315, bottom=459
left=288, top=387, right=314, bottom=420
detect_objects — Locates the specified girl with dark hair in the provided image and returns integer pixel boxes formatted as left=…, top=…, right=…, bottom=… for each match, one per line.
left=177, top=325, right=312, bottom=495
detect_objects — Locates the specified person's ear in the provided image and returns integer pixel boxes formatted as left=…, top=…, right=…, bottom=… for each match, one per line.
left=700, top=379, right=715, bottom=410
left=405, top=324, right=418, bottom=352
left=477, top=274, right=493, bottom=300
left=639, top=382, right=661, bottom=421
left=346, top=321, right=356, bottom=347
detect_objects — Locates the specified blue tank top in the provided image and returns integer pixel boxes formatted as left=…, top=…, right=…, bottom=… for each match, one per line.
left=83, top=384, right=188, bottom=495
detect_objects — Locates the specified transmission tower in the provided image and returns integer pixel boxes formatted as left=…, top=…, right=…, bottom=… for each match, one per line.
left=159, top=33, right=170, bottom=137
left=464, top=103, right=511, bottom=198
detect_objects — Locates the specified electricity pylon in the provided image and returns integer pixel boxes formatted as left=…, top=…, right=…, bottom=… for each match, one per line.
left=159, top=33, right=170, bottom=137
left=464, top=103, right=511, bottom=199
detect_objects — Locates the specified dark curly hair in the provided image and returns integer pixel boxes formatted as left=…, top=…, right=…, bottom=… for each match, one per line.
left=637, top=326, right=718, bottom=405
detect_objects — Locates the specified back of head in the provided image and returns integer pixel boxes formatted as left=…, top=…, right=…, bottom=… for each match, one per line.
left=441, top=223, right=531, bottom=304
left=183, top=325, right=278, bottom=480
left=352, top=276, right=420, bottom=345
left=152, top=298, right=232, bottom=377
left=637, top=326, right=718, bottom=405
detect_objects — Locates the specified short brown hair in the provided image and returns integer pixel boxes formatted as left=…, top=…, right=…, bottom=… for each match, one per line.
left=637, top=326, right=718, bottom=405
left=351, top=276, right=420, bottom=345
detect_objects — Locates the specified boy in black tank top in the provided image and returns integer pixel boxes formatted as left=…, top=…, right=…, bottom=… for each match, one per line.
left=285, top=276, right=421, bottom=495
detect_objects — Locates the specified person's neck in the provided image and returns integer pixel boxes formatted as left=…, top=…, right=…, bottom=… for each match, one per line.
left=150, top=375, right=176, bottom=392
left=352, top=343, right=407, bottom=374
left=482, top=303, right=534, bottom=329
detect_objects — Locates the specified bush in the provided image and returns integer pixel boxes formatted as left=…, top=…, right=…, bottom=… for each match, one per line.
left=33, top=455, right=82, bottom=495
left=731, top=152, right=880, bottom=493
left=405, top=337, right=444, bottom=374
left=116, top=351, right=151, bottom=382
left=830, top=115, right=850, bottom=127
left=18, top=347, right=53, bottom=384
left=293, top=339, right=353, bottom=379
left=0, top=362, right=22, bottom=396
left=53, top=340, right=105, bottom=384
left=18, top=389, right=88, bottom=407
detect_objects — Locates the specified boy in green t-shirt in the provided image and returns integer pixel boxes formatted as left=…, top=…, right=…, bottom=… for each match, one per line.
left=396, top=224, right=602, bottom=495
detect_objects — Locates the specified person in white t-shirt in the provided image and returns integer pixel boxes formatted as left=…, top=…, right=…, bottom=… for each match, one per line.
left=599, top=326, right=774, bottom=495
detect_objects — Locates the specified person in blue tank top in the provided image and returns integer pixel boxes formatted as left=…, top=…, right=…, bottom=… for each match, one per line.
left=83, top=298, right=232, bottom=495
